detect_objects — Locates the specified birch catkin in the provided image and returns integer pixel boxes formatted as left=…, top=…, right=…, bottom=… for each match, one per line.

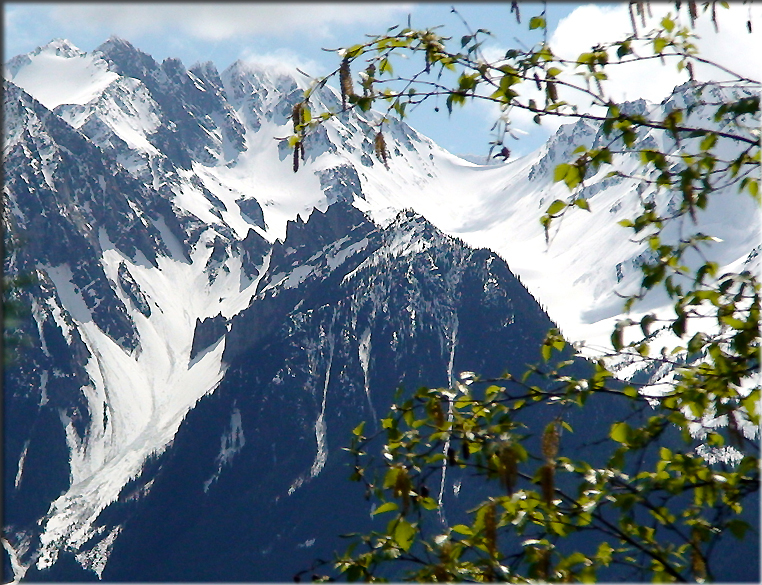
left=291, top=102, right=303, bottom=131
left=340, top=57, right=354, bottom=109
left=484, top=502, right=497, bottom=557
left=498, top=445, right=518, bottom=495
left=292, top=142, right=301, bottom=173
left=541, top=421, right=559, bottom=462
left=374, top=131, right=389, bottom=168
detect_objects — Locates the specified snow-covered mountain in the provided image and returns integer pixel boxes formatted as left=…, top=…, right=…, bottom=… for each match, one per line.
left=3, top=38, right=758, bottom=582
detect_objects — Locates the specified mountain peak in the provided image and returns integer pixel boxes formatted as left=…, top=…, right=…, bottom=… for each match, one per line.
left=95, top=35, right=138, bottom=54
left=224, top=58, right=308, bottom=92
left=4, top=38, right=119, bottom=110
left=4, top=38, right=84, bottom=78
left=94, top=36, right=159, bottom=76
left=34, top=38, right=85, bottom=58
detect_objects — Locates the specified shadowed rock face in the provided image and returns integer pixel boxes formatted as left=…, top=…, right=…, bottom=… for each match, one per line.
left=85, top=203, right=591, bottom=583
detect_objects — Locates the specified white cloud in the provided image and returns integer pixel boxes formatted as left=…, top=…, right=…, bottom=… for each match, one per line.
left=549, top=3, right=762, bottom=104
left=48, top=3, right=413, bottom=42
left=691, top=3, right=762, bottom=82
left=237, top=47, right=325, bottom=81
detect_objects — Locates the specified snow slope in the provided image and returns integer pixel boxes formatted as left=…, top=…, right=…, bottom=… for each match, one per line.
left=4, top=39, right=119, bottom=110
left=25, top=227, right=267, bottom=577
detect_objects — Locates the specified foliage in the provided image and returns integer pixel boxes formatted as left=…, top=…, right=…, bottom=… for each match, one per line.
left=290, top=1, right=760, bottom=581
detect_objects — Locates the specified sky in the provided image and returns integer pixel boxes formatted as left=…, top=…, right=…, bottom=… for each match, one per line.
left=4, top=2, right=761, bottom=158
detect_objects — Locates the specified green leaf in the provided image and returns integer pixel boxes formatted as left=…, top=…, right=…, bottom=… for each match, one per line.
left=617, top=41, right=632, bottom=58
left=529, top=16, right=546, bottom=30
left=661, top=15, right=675, bottom=32
left=745, top=178, right=759, bottom=199
left=446, top=92, right=467, bottom=114
left=742, top=393, right=759, bottom=420
left=452, top=524, right=473, bottom=536
left=727, top=519, right=750, bottom=539
left=596, top=541, right=613, bottom=566
left=699, top=133, right=717, bottom=151
left=379, top=57, right=393, bottom=75
left=610, top=325, right=623, bottom=351
left=579, top=565, right=598, bottom=583
left=549, top=519, right=571, bottom=536
left=352, top=421, right=366, bottom=436
left=344, top=564, right=362, bottom=581
left=565, top=552, right=589, bottom=567
left=345, top=43, right=365, bottom=58
left=546, top=199, right=567, bottom=216
left=554, top=163, right=571, bottom=183
left=484, top=384, right=501, bottom=402
left=393, top=518, right=416, bottom=551
left=687, top=332, right=706, bottom=355
left=563, top=164, right=582, bottom=189
left=672, top=314, right=687, bottom=337
left=640, top=314, right=656, bottom=336
left=610, top=421, right=630, bottom=444
left=372, top=502, right=399, bottom=515
left=355, top=96, right=372, bottom=112
left=383, top=466, right=399, bottom=489
left=575, top=198, right=590, bottom=211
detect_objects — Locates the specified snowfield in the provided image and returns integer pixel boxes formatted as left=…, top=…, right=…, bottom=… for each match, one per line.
left=5, top=39, right=119, bottom=110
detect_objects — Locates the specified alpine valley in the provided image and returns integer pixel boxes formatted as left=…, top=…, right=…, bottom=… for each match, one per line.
left=3, top=38, right=759, bottom=582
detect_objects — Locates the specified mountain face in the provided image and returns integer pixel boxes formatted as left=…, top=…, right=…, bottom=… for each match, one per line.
left=3, top=38, right=758, bottom=582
